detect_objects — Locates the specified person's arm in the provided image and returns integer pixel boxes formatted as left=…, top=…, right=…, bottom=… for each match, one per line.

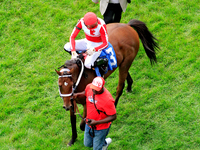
left=87, top=114, right=117, bottom=126
left=73, top=91, right=86, bottom=104
left=70, top=21, right=82, bottom=51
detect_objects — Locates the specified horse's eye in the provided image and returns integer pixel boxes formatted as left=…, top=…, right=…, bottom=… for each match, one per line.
left=64, top=82, right=68, bottom=86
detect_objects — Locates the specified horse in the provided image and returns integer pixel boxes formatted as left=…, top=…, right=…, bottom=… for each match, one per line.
left=55, top=19, right=159, bottom=146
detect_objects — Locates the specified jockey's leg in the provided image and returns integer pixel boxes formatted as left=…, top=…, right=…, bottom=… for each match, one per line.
left=84, top=51, right=101, bottom=69
left=64, top=39, right=87, bottom=54
left=84, top=41, right=103, bottom=69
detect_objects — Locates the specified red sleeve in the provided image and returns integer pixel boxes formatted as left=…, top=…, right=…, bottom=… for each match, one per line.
left=94, top=24, right=109, bottom=52
left=70, top=21, right=82, bottom=51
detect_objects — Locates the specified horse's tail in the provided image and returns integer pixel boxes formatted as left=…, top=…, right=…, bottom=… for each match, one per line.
left=128, top=19, right=159, bottom=65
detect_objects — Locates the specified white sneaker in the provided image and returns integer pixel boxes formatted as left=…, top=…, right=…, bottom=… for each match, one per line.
left=102, top=138, right=112, bottom=150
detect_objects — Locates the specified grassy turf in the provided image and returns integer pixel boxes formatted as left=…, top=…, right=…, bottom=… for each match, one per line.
left=1, top=0, right=200, bottom=149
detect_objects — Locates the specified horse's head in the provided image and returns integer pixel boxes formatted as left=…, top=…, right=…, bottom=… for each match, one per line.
left=56, top=67, right=74, bottom=111
left=56, top=59, right=83, bottom=111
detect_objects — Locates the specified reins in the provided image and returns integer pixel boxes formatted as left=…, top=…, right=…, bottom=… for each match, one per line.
left=69, top=58, right=84, bottom=118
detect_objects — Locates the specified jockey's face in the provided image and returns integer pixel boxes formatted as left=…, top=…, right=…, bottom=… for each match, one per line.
left=86, top=21, right=98, bottom=29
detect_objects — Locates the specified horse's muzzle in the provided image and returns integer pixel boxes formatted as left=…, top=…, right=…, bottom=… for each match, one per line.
left=63, top=105, right=72, bottom=111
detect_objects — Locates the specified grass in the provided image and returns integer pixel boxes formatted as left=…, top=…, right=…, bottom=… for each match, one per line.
left=1, top=0, right=200, bottom=149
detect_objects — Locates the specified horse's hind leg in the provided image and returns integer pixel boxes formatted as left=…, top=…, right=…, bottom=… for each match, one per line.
left=115, top=66, right=131, bottom=107
left=115, top=56, right=134, bottom=107
left=126, top=72, right=133, bottom=92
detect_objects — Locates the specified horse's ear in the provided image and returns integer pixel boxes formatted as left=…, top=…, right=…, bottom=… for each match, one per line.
left=55, top=69, right=61, bottom=76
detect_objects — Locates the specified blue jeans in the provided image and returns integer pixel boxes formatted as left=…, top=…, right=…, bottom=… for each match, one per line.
left=84, top=124, right=111, bottom=150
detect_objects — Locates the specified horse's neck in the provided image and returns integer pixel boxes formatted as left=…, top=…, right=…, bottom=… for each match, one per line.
left=76, top=68, right=96, bottom=92
left=68, top=58, right=96, bottom=92
left=71, top=65, right=80, bottom=83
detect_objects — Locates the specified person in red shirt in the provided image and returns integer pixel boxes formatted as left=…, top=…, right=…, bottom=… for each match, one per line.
left=64, top=12, right=109, bottom=69
left=74, top=77, right=117, bottom=150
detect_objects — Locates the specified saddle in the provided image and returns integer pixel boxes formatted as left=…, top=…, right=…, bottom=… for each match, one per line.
left=77, top=52, right=108, bottom=77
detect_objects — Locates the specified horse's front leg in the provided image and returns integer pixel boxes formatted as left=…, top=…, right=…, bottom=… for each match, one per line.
left=67, top=109, right=77, bottom=146
left=80, top=104, right=86, bottom=131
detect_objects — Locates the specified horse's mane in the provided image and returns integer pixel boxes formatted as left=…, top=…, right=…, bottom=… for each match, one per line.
left=58, top=54, right=85, bottom=70
left=64, top=59, right=77, bottom=67
left=57, top=59, right=77, bottom=70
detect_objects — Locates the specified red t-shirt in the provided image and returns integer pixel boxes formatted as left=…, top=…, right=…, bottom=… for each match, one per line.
left=85, top=84, right=116, bottom=130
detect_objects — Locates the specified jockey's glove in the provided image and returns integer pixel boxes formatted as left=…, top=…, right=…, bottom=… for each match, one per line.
left=86, top=48, right=95, bottom=56
left=71, top=51, right=78, bottom=59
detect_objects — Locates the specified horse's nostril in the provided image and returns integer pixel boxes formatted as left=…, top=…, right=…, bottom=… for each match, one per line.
left=63, top=105, right=70, bottom=111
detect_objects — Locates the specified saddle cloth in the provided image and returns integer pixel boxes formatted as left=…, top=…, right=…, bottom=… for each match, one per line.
left=95, top=42, right=117, bottom=76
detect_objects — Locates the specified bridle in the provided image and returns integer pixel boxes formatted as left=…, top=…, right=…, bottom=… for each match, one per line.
left=58, top=58, right=84, bottom=97
left=58, top=69, right=73, bottom=97
left=58, top=58, right=85, bottom=118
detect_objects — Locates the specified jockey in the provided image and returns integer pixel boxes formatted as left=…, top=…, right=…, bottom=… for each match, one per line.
left=64, top=12, right=109, bottom=69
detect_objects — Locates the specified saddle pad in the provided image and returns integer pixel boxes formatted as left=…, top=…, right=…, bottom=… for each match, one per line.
left=95, top=42, right=117, bottom=76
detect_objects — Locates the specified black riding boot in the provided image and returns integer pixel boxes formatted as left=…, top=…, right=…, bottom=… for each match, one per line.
left=64, top=48, right=71, bottom=55
left=94, top=58, right=108, bottom=77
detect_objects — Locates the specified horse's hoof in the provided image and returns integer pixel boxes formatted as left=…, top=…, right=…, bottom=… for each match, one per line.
left=67, top=138, right=76, bottom=147
left=80, top=122, right=86, bottom=131
left=126, top=88, right=132, bottom=93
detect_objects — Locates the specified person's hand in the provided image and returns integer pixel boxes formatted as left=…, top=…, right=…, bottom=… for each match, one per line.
left=71, top=51, right=78, bottom=59
left=86, top=119, right=97, bottom=126
left=86, top=48, right=95, bottom=56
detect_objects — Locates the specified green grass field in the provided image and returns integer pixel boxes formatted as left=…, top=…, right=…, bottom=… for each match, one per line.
left=1, top=0, right=200, bottom=149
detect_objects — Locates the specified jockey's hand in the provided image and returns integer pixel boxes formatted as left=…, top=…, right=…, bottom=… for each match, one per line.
left=86, top=48, right=95, bottom=56
left=71, top=51, right=78, bottom=59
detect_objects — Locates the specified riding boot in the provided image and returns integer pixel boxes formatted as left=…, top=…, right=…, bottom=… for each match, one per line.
left=94, top=58, right=108, bottom=77
left=64, top=48, right=71, bottom=55
left=100, top=58, right=108, bottom=76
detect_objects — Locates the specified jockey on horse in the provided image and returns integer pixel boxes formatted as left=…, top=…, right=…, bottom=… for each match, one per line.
left=64, top=12, right=114, bottom=76
left=58, top=13, right=159, bottom=146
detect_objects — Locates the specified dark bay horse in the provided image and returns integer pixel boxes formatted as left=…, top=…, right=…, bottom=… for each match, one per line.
left=55, top=19, right=159, bottom=146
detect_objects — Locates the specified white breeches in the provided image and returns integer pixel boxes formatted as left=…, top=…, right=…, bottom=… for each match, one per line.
left=64, top=39, right=102, bottom=69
